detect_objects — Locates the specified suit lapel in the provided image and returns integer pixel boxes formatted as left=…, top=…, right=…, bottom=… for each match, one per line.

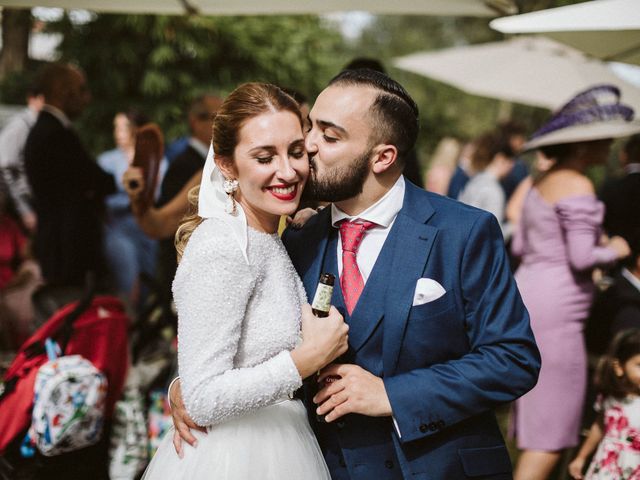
left=323, top=230, right=346, bottom=315
left=382, top=182, right=439, bottom=376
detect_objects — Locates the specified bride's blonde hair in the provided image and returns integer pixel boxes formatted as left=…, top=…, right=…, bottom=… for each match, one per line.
left=174, top=83, right=303, bottom=261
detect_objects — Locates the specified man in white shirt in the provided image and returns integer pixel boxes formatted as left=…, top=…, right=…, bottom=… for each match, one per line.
left=0, top=86, right=44, bottom=232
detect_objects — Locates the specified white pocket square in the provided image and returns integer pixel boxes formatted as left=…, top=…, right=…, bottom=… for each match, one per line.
left=412, top=278, right=446, bottom=306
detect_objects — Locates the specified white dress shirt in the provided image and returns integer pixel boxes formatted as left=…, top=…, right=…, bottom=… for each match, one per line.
left=331, top=175, right=405, bottom=282
left=622, top=268, right=640, bottom=293
left=188, top=137, right=209, bottom=159
left=41, top=104, right=72, bottom=129
left=331, top=175, right=406, bottom=437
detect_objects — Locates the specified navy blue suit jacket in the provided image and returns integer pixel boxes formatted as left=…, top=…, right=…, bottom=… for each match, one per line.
left=282, top=179, right=540, bottom=479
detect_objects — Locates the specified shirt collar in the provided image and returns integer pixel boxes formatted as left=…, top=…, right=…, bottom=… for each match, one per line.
left=42, top=104, right=72, bottom=129
left=622, top=268, right=640, bottom=293
left=189, top=137, right=209, bottom=159
left=625, top=163, right=640, bottom=175
left=331, top=175, right=405, bottom=228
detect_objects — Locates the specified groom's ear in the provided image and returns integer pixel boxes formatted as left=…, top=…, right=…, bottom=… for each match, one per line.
left=371, top=144, right=398, bottom=174
left=215, top=154, right=238, bottom=179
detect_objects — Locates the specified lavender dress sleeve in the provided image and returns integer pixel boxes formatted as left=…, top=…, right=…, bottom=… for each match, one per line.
left=554, top=196, right=618, bottom=272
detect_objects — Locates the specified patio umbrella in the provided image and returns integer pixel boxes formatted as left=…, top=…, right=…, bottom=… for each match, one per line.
left=0, top=0, right=516, bottom=16
left=393, top=36, right=640, bottom=111
left=490, top=0, right=640, bottom=65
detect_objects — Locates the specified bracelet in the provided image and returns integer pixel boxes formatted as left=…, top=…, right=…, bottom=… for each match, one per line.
left=167, top=376, right=180, bottom=410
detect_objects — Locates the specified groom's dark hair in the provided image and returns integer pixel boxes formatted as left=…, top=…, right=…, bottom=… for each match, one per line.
left=328, top=69, right=419, bottom=166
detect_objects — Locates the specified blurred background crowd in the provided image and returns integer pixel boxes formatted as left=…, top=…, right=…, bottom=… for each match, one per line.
left=0, top=0, right=639, bottom=479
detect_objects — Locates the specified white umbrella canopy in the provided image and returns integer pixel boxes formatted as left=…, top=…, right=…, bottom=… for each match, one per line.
left=0, top=0, right=516, bottom=16
left=490, top=0, right=640, bottom=65
left=393, top=36, right=640, bottom=111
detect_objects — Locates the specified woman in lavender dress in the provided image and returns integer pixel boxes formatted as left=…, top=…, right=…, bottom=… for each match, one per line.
left=511, top=85, right=639, bottom=480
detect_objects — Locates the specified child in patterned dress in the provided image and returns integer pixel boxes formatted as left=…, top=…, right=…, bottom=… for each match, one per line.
left=569, top=329, right=640, bottom=479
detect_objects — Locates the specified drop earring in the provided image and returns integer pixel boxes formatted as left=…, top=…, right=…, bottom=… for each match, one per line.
left=223, top=178, right=239, bottom=215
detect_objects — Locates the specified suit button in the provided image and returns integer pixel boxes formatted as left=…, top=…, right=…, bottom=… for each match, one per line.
left=385, top=460, right=394, bottom=469
left=339, top=458, right=346, bottom=467
left=336, top=420, right=345, bottom=429
left=437, top=420, right=446, bottom=430
left=419, top=423, right=428, bottom=433
left=428, top=422, right=437, bottom=431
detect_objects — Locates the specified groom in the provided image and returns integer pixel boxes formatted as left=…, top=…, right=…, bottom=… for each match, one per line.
left=171, top=70, right=540, bottom=479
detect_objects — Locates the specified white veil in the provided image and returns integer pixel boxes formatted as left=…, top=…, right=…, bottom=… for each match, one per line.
left=197, top=144, right=249, bottom=264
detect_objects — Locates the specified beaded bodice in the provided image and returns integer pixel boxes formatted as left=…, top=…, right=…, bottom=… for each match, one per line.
left=173, top=218, right=306, bottom=427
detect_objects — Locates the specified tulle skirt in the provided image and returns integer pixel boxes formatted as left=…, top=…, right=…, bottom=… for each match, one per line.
left=142, top=399, right=330, bottom=479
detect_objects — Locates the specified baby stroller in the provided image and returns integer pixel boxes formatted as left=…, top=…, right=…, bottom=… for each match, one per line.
left=0, top=276, right=129, bottom=480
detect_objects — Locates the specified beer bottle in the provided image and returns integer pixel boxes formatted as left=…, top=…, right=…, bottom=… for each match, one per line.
left=311, top=273, right=335, bottom=317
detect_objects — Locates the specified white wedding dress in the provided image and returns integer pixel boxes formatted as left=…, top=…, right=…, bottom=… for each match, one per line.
left=142, top=218, right=330, bottom=479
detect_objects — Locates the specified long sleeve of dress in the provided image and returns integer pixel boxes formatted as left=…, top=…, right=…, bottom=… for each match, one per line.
left=174, top=222, right=303, bottom=427
left=555, top=196, right=618, bottom=272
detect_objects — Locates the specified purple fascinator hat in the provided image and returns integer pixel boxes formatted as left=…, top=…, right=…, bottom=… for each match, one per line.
left=524, top=84, right=640, bottom=151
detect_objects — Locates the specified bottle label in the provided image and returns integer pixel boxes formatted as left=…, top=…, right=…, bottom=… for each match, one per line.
left=311, top=283, right=333, bottom=314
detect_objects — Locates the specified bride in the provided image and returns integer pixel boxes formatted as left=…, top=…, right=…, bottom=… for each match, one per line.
left=142, top=83, right=348, bottom=479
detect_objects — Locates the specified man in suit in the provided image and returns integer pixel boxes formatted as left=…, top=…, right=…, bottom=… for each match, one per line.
left=154, top=94, right=223, bottom=299
left=587, top=230, right=640, bottom=355
left=170, top=70, right=540, bottom=479
left=24, top=63, right=115, bottom=289
left=122, top=94, right=222, bottom=302
left=601, top=134, right=640, bottom=243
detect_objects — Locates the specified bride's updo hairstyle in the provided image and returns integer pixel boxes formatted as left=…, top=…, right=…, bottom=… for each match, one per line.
left=175, top=83, right=302, bottom=260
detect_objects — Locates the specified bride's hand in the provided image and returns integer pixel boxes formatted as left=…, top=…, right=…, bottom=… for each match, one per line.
left=168, top=379, right=207, bottom=458
left=291, top=304, right=349, bottom=379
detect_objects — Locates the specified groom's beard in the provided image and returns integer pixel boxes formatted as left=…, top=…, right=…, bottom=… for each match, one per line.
left=303, top=148, right=371, bottom=203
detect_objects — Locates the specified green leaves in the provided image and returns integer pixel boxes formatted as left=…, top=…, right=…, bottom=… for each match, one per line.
left=44, top=13, right=347, bottom=154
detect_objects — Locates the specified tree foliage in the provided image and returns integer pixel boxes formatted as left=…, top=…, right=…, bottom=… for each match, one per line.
left=0, top=0, right=587, bottom=167
left=349, top=14, right=553, bottom=161
left=47, top=13, right=349, bottom=153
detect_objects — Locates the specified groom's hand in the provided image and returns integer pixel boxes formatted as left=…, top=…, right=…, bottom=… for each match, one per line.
left=168, top=379, right=206, bottom=457
left=313, top=364, right=392, bottom=422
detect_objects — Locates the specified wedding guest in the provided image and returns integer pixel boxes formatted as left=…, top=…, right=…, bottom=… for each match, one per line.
left=98, top=110, right=167, bottom=306
left=505, top=150, right=556, bottom=227
left=24, top=63, right=115, bottom=290
left=511, top=85, right=637, bottom=480
left=126, top=94, right=222, bottom=300
left=450, top=122, right=527, bottom=202
left=446, top=140, right=476, bottom=199
left=0, top=191, right=27, bottom=291
left=499, top=120, right=528, bottom=199
left=0, top=83, right=44, bottom=233
left=0, top=190, right=39, bottom=349
left=568, top=329, right=640, bottom=479
left=587, top=230, right=640, bottom=356
left=600, top=134, right=640, bottom=243
left=458, top=130, right=515, bottom=239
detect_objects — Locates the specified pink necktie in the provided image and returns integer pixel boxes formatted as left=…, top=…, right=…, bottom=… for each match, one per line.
left=339, top=220, right=376, bottom=315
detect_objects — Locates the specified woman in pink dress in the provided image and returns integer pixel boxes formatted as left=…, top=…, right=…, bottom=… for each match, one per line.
left=511, top=85, right=639, bottom=480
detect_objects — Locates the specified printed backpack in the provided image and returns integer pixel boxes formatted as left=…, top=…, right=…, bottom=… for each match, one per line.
left=24, top=343, right=108, bottom=456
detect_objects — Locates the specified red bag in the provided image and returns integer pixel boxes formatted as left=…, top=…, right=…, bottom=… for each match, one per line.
left=0, top=296, right=129, bottom=454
